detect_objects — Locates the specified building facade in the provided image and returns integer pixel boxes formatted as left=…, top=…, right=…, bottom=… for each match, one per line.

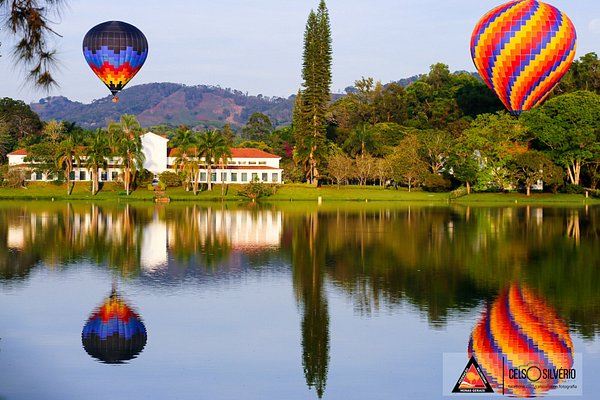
left=7, top=132, right=284, bottom=184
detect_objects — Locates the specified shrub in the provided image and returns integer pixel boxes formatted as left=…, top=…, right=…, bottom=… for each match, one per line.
left=0, top=167, right=26, bottom=188
left=422, top=173, right=452, bottom=192
left=238, top=180, right=277, bottom=201
left=562, top=183, right=585, bottom=194
left=159, top=171, right=182, bottom=187
left=449, top=186, right=469, bottom=199
left=136, top=169, right=154, bottom=187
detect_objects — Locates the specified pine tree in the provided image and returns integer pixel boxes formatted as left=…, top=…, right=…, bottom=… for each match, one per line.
left=294, top=0, right=332, bottom=184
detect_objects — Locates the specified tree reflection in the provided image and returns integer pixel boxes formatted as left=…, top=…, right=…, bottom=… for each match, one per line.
left=291, top=211, right=329, bottom=399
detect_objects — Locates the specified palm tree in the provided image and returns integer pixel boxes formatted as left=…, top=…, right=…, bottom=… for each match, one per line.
left=343, top=123, right=378, bottom=159
left=214, top=137, right=232, bottom=196
left=85, top=129, right=110, bottom=195
left=173, top=130, right=199, bottom=193
left=108, top=115, right=145, bottom=195
left=196, top=130, right=227, bottom=192
left=55, top=137, right=81, bottom=195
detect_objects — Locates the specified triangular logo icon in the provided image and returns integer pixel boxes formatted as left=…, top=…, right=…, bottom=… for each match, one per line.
left=452, top=356, right=494, bottom=393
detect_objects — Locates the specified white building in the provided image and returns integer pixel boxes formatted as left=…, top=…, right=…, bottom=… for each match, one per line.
left=7, top=131, right=283, bottom=184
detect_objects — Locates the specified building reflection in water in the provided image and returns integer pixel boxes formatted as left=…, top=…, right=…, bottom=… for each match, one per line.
left=469, top=283, right=574, bottom=397
left=82, top=286, right=147, bottom=364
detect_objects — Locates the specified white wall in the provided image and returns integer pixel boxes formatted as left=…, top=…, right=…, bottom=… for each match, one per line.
left=141, top=132, right=169, bottom=174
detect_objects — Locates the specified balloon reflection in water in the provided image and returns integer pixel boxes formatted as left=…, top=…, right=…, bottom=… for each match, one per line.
left=82, top=289, right=147, bottom=364
left=469, top=284, right=574, bottom=397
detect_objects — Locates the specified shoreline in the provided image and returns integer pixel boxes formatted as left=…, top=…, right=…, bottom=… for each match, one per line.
left=0, top=182, right=598, bottom=205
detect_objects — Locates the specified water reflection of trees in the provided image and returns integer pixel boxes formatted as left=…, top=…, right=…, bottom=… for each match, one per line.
left=284, top=206, right=600, bottom=336
left=291, top=211, right=329, bottom=399
left=0, top=203, right=598, bottom=338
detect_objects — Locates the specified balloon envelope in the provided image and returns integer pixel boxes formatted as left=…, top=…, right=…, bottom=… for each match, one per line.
left=82, top=290, right=147, bottom=364
left=470, top=0, right=577, bottom=115
left=82, top=21, right=148, bottom=98
left=469, top=284, right=574, bottom=397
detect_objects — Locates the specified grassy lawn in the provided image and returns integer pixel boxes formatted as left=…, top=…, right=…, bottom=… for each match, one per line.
left=0, top=182, right=597, bottom=205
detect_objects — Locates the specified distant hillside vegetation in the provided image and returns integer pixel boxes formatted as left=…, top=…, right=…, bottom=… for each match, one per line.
left=30, top=83, right=295, bottom=130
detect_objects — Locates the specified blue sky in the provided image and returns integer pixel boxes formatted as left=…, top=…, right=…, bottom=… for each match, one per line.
left=1, top=0, right=599, bottom=104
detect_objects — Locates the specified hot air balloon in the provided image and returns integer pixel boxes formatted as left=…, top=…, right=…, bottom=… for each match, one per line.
left=469, top=284, right=574, bottom=397
left=82, top=21, right=148, bottom=102
left=82, top=289, right=147, bottom=364
left=470, top=0, right=577, bottom=115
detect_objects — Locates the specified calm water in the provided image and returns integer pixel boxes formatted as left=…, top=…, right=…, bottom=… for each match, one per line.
left=0, top=202, right=598, bottom=399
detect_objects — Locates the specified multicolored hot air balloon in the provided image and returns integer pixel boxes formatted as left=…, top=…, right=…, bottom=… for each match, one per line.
left=82, top=21, right=148, bottom=102
left=469, top=283, right=574, bottom=397
left=470, top=0, right=577, bottom=115
left=82, top=289, right=147, bottom=364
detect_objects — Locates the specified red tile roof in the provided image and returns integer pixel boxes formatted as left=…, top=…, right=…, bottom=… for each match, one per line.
left=7, top=149, right=29, bottom=156
left=168, top=147, right=280, bottom=159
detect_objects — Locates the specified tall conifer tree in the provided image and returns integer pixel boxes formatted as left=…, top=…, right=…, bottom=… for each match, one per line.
left=294, top=0, right=332, bottom=184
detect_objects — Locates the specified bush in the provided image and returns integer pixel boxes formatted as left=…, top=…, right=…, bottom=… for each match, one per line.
left=159, top=171, right=182, bottom=187
left=0, top=167, right=26, bottom=188
left=449, top=186, right=469, bottom=199
left=238, top=180, right=277, bottom=201
left=136, top=169, right=154, bottom=187
left=562, top=183, right=585, bottom=194
left=422, top=173, right=452, bottom=192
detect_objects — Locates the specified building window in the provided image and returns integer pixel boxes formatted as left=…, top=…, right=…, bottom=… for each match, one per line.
left=111, top=171, right=118, bottom=181
left=79, top=171, right=86, bottom=181
left=241, top=172, right=248, bottom=182
left=231, top=173, right=237, bottom=182
left=35, top=172, right=43, bottom=181
left=70, top=171, right=75, bottom=180
left=211, top=173, right=216, bottom=182
left=221, top=172, right=227, bottom=182
left=259, top=161, right=266, bottom=165
left=249, top=161, right=257, bottom=165
left=101, top=171, right=107, bottom=181
left=262, top=173, right=268, bottom=182
left=272, top=173, right=278, bottom=182
left=252, top=172, right=258, bottom=181
left=200, top=172, right=207, bottom=182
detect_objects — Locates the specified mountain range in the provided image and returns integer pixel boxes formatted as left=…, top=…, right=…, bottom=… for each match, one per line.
left=30, top=75, right=431, bottom=130
left=30, top=83, right=297, bottom=130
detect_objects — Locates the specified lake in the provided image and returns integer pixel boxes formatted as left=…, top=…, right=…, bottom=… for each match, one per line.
left=0, top=202, right=598, bottom=399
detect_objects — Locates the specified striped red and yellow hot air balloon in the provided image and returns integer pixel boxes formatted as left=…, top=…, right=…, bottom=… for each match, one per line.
left=469, top=284, right=574, bottom=397
left=470, top=0, right=577, bottom=115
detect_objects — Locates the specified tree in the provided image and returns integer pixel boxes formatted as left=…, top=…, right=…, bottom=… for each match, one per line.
left=241, top=112, right=272, bottom=141
left=510, top=151, right=554, bottom=196
left=343, top=123, right=379, bottom=158
left=389, top=134, right=427, bottom=191
left=418, top=129, right=453, bottom=174
left=42, top=119, right=65, bottom=144
left=458, top=112, right=527, bottom=191
left=55, top=137, right=80, bottom=195
left=0, top=97, right=43, bottom=152
left=294, top=0, right=332, bottom=184
left=327, top=153, right=352, bottom=188
left=354, top=154, right=374, bottom=186
left=108, top=115, right=145, bottom=195
left=0, top=0, right=64, bottom=88
left=85, top=129, right=110, bottom=195
left=522, top=91, right=600, bottom=185
left=172, top=127, right=198, bottom=192
left=196, top=130, right=228, bottom=192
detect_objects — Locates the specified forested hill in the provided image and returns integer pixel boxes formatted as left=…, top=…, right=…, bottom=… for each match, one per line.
left=30, top=83, right=297, bottom=130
